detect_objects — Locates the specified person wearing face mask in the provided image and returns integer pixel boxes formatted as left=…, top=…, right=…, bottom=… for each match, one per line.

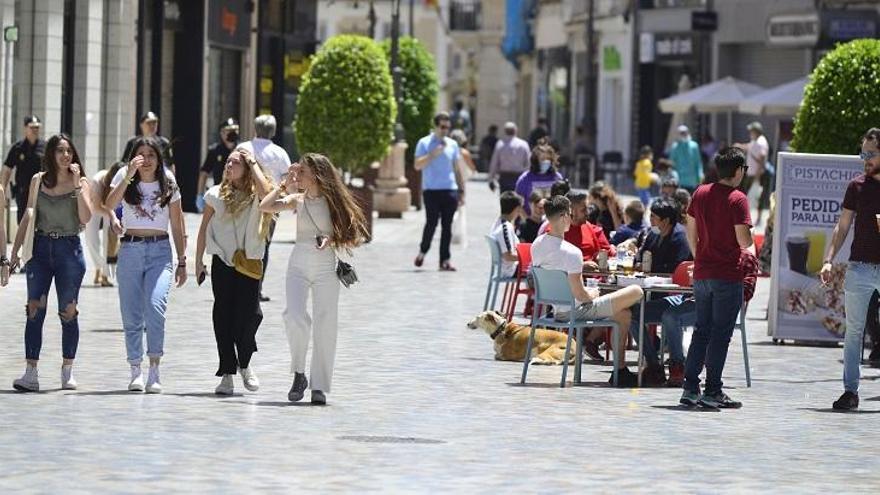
left=490, top=191, right=525, bottom=278
left=667, top=125, right=703, bottom=193
left=514, top=139, right=564, bottom=216
left=197, top=118, right=240, bottom=208
left=637, top=198, right=692, bottom=275
left=488, top=122, right=531, bottom=193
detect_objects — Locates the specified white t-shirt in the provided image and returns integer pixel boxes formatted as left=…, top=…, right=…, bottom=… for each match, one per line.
left=237, top=139, right=291, bottom=184
left=203, top=185, right=265, bottom=266
left=746, top=134, right=769, bottom=177
left=111, top=166, right=181, bottom=232
left=490, top=218, right=519, bottom=278
left=531, top=233, right=585, bottom=306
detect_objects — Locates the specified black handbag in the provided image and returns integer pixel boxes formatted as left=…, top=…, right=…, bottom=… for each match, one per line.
left=303, top=200, right=359, bottom=289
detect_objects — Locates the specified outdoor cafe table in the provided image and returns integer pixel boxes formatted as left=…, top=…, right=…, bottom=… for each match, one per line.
left=586, top=272, right=694, bottom=387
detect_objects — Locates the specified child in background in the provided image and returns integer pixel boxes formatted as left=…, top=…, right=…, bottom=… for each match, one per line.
left=634, top=145, right=654, bottom=206
left=490, top=191, right=525, bottom=278
left=518, top=191, right=545, bottom=243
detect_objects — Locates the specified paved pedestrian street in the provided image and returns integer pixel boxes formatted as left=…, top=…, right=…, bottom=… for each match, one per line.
left=0, top=182, right=877, bottom=493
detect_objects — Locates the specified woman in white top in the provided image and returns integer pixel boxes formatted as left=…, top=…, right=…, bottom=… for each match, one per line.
left=104, top=137, right=187, bottom=394
left=84, top=161, right=123, bottom=287
left=450, top=129, right=475, bottom=248
left=260, top=153, right=368, bottom=405
left=195, top=149, right=272, bottom=395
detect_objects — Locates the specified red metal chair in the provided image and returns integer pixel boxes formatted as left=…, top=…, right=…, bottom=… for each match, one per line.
left=505, top=243, right=533, bottom=320
left=672, top=261, right=695, bottom=287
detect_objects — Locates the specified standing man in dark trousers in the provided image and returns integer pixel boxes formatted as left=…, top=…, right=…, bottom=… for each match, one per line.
left=413, top=112, right=466, bottom=271
left=197, top=118, right=240, bottom=210
left=1, top=115, right=45, bottom=223
left=822, top=128, right=880, bottom=411
left=488, top=122, right=531, bottom=193
left=121, top=111, right=175, bottom=173
left=680, top=147, right=752, bottom=409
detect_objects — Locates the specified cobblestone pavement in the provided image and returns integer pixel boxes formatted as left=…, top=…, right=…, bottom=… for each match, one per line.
left=0, top=181, right=877, bottom=493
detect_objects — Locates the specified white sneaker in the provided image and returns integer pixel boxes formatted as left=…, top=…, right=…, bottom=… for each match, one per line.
left=215, top=374, right=234, bottom=395
left=13, top=365, right=39, bottom=392
left=128, top=365, right=144, bottom=392
left=61, top=365, right=77, bottom=390
left=240, top=367, right=260, bottom=392
left=145, top=365, right=162, bottom=394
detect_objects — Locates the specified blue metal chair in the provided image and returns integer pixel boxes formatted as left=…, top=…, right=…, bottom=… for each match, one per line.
left=521, top=267, right=620, bottom=388
left=483, top=235, right=517, bottom=312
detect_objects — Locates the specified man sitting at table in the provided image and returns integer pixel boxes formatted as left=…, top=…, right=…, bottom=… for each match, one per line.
left=531, top=195, right=644, bottom=387
left=541, top=191, right=615, bottom=270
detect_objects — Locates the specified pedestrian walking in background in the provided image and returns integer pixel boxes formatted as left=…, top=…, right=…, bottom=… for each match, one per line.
left=488, top=122, right=531, bottom=193
left=634, top=145, right=655, bottom=206
left=735, top=121, right=770, bottom=226
left=413, top=112, right=467, bottom=271
left=668, top=125, right=703, bottom=193
left=0, top=182, right=8, bottom=287
left=588, top=181, right=624, bottom=239
left=450, top=100, right=472, bottom=139
left=105, top=137, right=187, bottom=394
left=260, top=153, right=368, bottom=405
left=197, top=118, right=240, bottom=209
left=83, top=161, right=124, bottom=287
left=1, top=115, right=46, bottom=224
left=478, top=124, right=499, bottom=172
left=822, top=128, right=880, bottom=411
left=8, top=134, right=93, bottom=392
left=450, top=129, right=476, bottom=248
left=195, top=148, right=272, bottom=396
left=236, top=114, right=291, bottom=302
left=680, top=147, right=752, bottom=409
left=527, top=117, right=550, bottom=149
left=121, top=112, right=175, bottom=174
left=515, top=139, right=564, bottom=216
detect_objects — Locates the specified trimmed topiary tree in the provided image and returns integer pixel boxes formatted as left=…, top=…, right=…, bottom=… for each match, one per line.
left=295, top=35, right=396, bottom=175
left=792, top=39, right=880, bottom=154
left=381, top=36, right=439, bottom=164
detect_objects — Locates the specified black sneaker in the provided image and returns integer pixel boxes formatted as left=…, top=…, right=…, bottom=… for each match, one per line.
left=582, top=340, right=604, bottom=362
left=680, top=390, right=701, bottom=407
left=832, top=391, right=859, bottom=411
left=609, top=367, right=638, bottom=388
left=699, top=391, right=742, bottom=409
left=311, top=390, right=327, bottom=405
left=287, top=373, right=308, bottom=402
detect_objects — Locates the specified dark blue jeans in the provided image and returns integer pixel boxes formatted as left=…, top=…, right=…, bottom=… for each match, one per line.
left=683, top=279, right=743, bottom=395
left=420, top=189, right=459, bottom=263
left=24, top=235, right=87, bottom=360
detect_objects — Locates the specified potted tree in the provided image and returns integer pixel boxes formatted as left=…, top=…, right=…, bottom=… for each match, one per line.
left=381, top=37, right=440, bottom=210
left=295, top=34, right=397, bottom=240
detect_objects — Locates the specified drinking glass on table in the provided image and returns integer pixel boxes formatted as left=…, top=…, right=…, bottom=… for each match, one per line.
left=607, top=254, right=619, bottom=272
left=621, top=254, right=635, bottom=275
left=586, top=278, right=599, bottom=289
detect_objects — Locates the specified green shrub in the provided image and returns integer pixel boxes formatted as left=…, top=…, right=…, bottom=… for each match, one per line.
left=294, top=35, right=396, bottom=174
left=792, top=39, right=880, bottom=154
left=381, top=36, right=439, bottom=164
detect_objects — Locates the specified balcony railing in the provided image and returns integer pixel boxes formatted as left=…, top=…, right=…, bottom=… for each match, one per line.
left=450, top=0, right=482, bottom=31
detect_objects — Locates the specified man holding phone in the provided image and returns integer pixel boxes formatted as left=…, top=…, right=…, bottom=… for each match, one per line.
left=822, top=128, right=880, bottom=411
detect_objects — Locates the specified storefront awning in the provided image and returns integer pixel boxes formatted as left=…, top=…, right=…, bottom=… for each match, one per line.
left=501, top=0, right=535, bottom=65
left=739, top=77, right=808, bottom=116
left=659, top=76, right=765, bottom=114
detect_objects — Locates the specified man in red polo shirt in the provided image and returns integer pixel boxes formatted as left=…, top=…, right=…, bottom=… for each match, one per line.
left=680, top=147, right=752, bottom=409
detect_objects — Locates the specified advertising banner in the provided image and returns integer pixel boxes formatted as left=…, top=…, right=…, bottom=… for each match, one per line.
left=770, top=152, right=863, bottom=342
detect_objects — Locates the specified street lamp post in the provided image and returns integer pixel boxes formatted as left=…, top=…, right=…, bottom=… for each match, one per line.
left=390, top=0, right=405, bottom=143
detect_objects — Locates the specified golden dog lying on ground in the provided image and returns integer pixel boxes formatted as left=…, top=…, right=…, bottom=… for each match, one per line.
left=467, top=310, right=579, bottom=365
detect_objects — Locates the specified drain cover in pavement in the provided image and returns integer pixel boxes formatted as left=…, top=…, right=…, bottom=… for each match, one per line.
left=338, top=435, right=445, bottom=445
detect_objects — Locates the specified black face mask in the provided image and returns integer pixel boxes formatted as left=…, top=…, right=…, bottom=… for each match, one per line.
left=226, top=131, right=239, bottom=142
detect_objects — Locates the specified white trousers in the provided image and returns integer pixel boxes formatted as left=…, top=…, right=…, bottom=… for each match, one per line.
left=283, top=245, right=340, bottom=393
left=83, top=214, right=108, bottom=275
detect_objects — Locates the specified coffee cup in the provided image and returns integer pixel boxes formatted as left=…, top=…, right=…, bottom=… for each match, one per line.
left=786, top=235, right=809, bottom=275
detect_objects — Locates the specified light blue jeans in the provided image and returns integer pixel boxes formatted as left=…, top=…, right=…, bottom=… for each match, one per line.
left=117, top=239, right=173, bottom=365
left=843, top=262, right=880, bottom=393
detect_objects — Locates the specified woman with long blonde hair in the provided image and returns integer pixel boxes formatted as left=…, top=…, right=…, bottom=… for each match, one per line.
left=261, top=153, right=368, bottom=405
left=195, top=148, right=272, bottom=395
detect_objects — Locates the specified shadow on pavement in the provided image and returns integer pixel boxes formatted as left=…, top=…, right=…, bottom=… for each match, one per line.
left=798, top=407, right=880, bottom=414
left=67, top=390, right=137, bottom=396
left=650, top=405, right=721, bottom=413
left=167, top=392, right=241, bottom=399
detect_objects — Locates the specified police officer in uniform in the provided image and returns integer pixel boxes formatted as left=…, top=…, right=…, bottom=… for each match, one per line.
left=121, top=111, right=175, bottom=174
left=1, top=115, right=46, bottom=223
left=197, top=118, right=239, bottom=208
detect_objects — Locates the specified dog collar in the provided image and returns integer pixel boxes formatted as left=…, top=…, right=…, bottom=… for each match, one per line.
left=489, top=320, right=507, bottom=340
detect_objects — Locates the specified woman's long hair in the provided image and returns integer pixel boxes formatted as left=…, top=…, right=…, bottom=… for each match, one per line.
left=100, top=161, right=125, bottom=203
left=589, top=181, right=624, bottom=220
left=218, top=149, right=275, bottom=240
left=300, top=153, right=368, bottom=253
left=123, top=136, right=175, bottom=207
left=42, top=134, right=83, bottom=189
left=529, top=138, right=559, bottom=174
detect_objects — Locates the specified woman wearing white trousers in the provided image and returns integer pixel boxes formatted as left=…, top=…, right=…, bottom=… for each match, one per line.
left=83, top=162, right=123, bottom=286
left=260, top=153, right=367, bottom=405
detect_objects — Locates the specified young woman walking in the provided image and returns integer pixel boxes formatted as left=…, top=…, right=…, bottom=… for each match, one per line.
left=8, top=134, right=92, bottom=391
left=260, top=153, right=367, bottom=405
left=104, top=136, right=187, bottom=394
left=195, top=149, right=272, bottom=395
left=84, top=161, right=124, bottom=287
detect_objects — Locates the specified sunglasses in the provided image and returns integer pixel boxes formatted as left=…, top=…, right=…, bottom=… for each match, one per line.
left=859, top=150, right=879, bottom=161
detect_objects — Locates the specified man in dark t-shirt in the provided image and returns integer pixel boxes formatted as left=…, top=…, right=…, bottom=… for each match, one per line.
left=197, top=118, right=239, bottom=205
left=1, top=115, right=46, bottom=223
left=823, top=128, right=880, bottom=411
left=680, top=147, right=752, bottom=409
left=121, top=111, right=175, bottom=173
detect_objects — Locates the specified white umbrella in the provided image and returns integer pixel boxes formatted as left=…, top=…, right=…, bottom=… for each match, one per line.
left=659, top=76, right=765, bottom=142
left=739, top=77, right=808, bottom=116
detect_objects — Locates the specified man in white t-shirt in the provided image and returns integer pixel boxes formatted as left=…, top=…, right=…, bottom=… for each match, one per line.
left=736, top=121, right=769, bottom=225
left=490, top=191, right=524, bottom=278
left=531, top=195, right=644, bottom=387
left=236, top=114, right=291, bottom=302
